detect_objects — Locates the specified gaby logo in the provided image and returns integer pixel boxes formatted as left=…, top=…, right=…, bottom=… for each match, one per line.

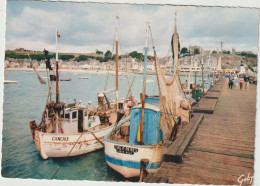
left=238, top=173, right=253, bottom=186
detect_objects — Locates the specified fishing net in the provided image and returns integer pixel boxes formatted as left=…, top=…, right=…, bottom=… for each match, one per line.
left=154, top=25, right=191, bottom=139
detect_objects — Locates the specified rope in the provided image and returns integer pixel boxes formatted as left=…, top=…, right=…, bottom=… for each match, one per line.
left=26, top=52, right=48, bottom=99
left=32, top=68, right=48, bottom=98
left=51, top=132, right=84, bottom=179
left=104, top=68, right=110, bottom=91
left=88, top=130, right=104, bottom=146
left=124, top=74, right=136, bottom=101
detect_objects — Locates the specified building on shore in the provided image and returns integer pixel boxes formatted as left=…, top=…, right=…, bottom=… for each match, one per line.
left=178, top=54, right=221, bottom=73
left=189, top=45, right=202, bottom=55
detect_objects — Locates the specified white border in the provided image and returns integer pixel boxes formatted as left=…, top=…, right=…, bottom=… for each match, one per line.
left=0, top=1, right=259, bottom=186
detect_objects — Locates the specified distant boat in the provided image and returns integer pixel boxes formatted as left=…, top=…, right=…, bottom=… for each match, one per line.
left=79, top=77, right=89, bottom=79
left=60, top=78, right=71, bottom=81
left=4, top=80, right=18, bottom=84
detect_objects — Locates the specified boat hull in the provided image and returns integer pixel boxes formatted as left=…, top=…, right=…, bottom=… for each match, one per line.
left=104, top=139, right=162, bottom=178
left=33, top=125, right=114, bottom=159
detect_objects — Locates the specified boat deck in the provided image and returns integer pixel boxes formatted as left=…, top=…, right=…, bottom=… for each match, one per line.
left=144, top=77, right=256, bottom=185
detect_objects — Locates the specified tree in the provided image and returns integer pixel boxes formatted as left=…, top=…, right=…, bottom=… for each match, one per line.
left=96, top=57, right=104, bottom=62
left=194, top=48, right=200, bottom=55
left=104, top=50, right=112, bottom=58
left=103, top=50, right=112, bottom=62
left=223, top=50, right=230, bottom=55
left=75, top=55, right=89, bottom=62
left=180, top=47, right=188, bottom=55
left=59, top=55, right=74, bottom=61
left=129, top=51, right=144, bottom=61
left=212, top=50, right=217, bottom=54
left=129, top=51, right=138, bottom=58
left=96, top=50, right=103, bottom=55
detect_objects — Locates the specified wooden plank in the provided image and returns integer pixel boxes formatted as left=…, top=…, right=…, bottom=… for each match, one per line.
left=204, top=91, right=220, bottom=99
left=166, top=163, right=238, bottom=185
left=192, top=98, right=217, bottom=114
left=190, top=145, right=254, bottom=159
left=164, top=114, right=204, bottom=162
left=144, top=174, right=162, bottom=183
left=158, top=176, right=168, bottom=183
left=143, top=174, right=153, bottom=182
left=210, top=88, right=222, bottom=92
left=185, top=150, right=254, bottom=168
left=175, top=114, right=204, bottom=162
left=164, top=114, right=201, bottom=156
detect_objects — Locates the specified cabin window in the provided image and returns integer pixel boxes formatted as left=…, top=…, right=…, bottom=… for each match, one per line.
left=65, top=113, right=70, bottom=119
left=61, top=110, right=70, bottom=119
left=72, top=111, right=77, bottom=119
left=118, top=102, right=123, bottom=110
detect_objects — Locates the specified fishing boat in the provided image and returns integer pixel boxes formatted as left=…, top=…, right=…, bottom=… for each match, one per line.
left=4, top=80, right=18, bottom=84
left=29, top=30, right=113, bottom=159
left=60, top=78, right=71, bottom=81
left=104, top=20, right=191, bottom=178
left=79, top=77, right=89, bottom=79
left=29, top=18, right=138, bottom=159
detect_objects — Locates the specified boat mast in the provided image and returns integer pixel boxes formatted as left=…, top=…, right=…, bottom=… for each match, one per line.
left=115, top=16, right=119, bottom=111
left=188, top=58, right=191, bottom=95
left=208, top=53, right=211, bottom=87
left=55, top=29, right=60, bottom=104
left=55, top=29, right=60, bottom=134
left=172, top=11, right=178, bottom=76
left=139, top=21, right=149, bottom=144
left=202, top=58, right=204, bottom=94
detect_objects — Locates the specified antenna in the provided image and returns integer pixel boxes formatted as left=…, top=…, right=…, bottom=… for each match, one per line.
left=174, top=10, right=180, bottom=23
left=220, top=41, right=223, bottom=50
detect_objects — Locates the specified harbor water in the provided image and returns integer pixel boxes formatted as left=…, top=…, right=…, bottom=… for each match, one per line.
left=1, top=70, right=207, bottom=181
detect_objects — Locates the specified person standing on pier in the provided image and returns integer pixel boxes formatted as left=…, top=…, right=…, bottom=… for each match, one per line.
left=239, top=75, right=244, bottom=90
left=244, top=74, right=249, bottom=90
left=228, top=75, right=234, bottom=89
left=233, top=74, right=238, bottom=88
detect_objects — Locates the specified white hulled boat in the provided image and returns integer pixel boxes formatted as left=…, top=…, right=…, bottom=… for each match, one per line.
left=104, top=19, right=191, bottom=178
left=29, top=24, right=138, bottom=159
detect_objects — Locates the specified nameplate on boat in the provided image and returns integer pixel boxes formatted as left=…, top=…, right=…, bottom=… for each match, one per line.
left=114, top=145, right=138, bottom=155
left=52, top=137, right=69, bottom=141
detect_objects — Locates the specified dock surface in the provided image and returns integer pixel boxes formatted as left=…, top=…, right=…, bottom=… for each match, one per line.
left=145, top=78, right=256, bottom=185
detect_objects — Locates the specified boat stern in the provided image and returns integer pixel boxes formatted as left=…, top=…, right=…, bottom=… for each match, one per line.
left=29, top=120, right=37, bottom=140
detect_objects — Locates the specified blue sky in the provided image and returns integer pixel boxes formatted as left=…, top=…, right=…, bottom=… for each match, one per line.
left=5, top=1, right=259, bottom=57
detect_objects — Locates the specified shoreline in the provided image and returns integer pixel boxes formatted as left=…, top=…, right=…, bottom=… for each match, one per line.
left=5, top=68, right=114, bottom=75
left=4, top=68, right=217, bottom=77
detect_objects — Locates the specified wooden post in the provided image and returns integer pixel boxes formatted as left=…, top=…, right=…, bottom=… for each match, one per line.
left=139, top=159, right=149, bottom=182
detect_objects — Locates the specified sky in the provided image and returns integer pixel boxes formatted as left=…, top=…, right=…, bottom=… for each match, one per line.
left=5, top=1, right=259, bottom=57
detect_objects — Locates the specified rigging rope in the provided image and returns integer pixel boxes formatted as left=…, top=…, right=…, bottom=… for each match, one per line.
left=26, top=52, right=48, bottom=99
left=104, top=68, right=110, bottom=91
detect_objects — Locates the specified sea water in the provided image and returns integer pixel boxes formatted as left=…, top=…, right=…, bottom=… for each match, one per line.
left=1, top=70, right=206, bottom=181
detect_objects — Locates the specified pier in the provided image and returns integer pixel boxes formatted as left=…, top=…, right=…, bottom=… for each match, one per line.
left=144, top=77, right=256, bottom=185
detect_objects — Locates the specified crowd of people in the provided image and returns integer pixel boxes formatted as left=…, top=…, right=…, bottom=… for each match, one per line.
left=227, top=73, right=250, bottom=90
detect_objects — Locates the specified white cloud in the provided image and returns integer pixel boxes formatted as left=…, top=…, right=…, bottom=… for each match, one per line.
left=5, top=2, right=259, bottom=57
